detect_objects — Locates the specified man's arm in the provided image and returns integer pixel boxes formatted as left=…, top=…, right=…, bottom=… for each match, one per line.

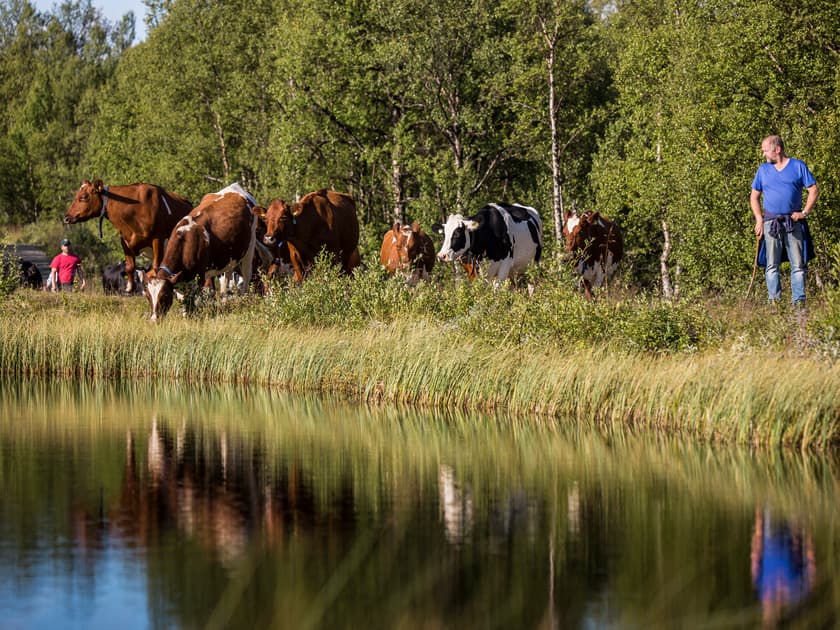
left=750, top=189, right=763, bottom=237
left=794, top=183, right=819, bottom=221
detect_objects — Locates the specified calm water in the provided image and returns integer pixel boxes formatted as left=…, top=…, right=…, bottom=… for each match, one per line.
left=0, top=380, right=837, bottom=629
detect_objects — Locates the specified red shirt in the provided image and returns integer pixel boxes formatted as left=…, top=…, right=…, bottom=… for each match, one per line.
left=50, top=252, right=82, bottom=284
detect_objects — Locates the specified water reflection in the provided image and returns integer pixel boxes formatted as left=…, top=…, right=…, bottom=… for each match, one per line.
left=439, top=464, right=474, bottom=545
left=0, top=379, right=838, bottom=629
left=751, top=506, right=817, bottom=627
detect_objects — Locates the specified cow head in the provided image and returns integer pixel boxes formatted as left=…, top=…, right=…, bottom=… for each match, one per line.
left=382, top=221, right=435, bottom=285
left=64, top=179, right=106, bottom=224
left=563, top=210, right=606, bottom=260
left=142, top=267, right=181, bottom=321
left=381, top=222, right=411, bottom=272
left=563, top=209, right=623, bottom=268
left=143, top=216, right=209, bottom=320
left=432, top=214, right=479, bottom=263
left=255, top=199, right=296, bottom=245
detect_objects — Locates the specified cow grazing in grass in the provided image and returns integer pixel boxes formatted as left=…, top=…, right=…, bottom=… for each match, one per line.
left=380, top=221, right=435, bottom=285
left=254, top=189, right=361, bottom=283
left=562, top=210, right=623, bottom=300
left=64, top=180, right=192, bottom=294
left=433, top=203, right=543, bottom=284
left=143, top=183, right=258, bottom=320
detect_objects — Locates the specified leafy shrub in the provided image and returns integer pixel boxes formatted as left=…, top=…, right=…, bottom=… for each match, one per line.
left=809, top=242, right=840, bottom=363
left=616, top=299, right=704, bottom=353
left=0, top=247, right=21, bottom=297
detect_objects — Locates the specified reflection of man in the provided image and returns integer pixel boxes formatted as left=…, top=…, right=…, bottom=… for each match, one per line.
left=750, top=506, right=816, bottom=626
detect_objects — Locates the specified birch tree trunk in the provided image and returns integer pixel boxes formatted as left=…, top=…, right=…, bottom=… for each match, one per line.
left=660, top=220, right=674, bottom=299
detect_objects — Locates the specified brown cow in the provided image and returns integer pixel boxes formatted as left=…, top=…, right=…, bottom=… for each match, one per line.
left=253, top=189, right=361, bottom=283
left=142, top=183, right=258, bottom=320
left=64, top=180, right=192, bottom=293
left=380, top=221, right=435, bottom=285
left=562, top=210, right=623, bottom=300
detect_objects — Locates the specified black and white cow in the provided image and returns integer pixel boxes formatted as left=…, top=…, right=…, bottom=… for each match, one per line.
left=102, top=261, right=146, bottom=295
left=432, top=203, right=543, bottom=282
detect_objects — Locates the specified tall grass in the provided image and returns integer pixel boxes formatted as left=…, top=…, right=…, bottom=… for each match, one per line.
left=1, top=277, right=838, bottom=449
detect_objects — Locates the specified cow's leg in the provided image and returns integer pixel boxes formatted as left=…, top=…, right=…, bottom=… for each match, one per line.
left=344, top=247, right=362, bottom=274
left=287, top=244, right=306, bottom=283
left=149, top=239, right=163, bottom=271
left=239, top=223, right=256, bottom=295
left=121, top=242, right=137, bottom=294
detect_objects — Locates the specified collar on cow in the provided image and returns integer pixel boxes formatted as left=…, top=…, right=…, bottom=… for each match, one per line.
left=98, top=185, right=110, bottom=240
left=159, top=265, right=175, bottom=277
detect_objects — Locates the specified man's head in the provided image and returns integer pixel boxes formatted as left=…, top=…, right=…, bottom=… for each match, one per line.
left=60, top=238, right=71, bottom=250
left=761, top=135, right=785, bottom=163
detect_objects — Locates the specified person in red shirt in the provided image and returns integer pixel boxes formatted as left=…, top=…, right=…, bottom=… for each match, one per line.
left=50, top=238, right=86, bottom=292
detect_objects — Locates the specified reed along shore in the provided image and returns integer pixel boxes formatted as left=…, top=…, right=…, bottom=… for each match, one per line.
left=2, top=280, right=838, bottom=452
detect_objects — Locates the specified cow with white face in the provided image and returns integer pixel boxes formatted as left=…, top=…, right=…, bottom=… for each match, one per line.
left=143, top=183, right=258, bottom=321
left=562, top=210, right=623, bottom=300
left=432, top=203, right=543, bottom=283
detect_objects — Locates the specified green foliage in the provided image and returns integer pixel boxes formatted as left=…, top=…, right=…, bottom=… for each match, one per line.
left=592, top=0, right=840, bottom=293
left=2, top=0, right=840, bottom=300
left=0, top=247, right=21, bottom=296
left=616, top=300, right=703, bottom=353
left=250, top=259, right=712, bottom=354
left=0, top=0, right=130, bottom=223
left=809, top=242, right=840, bottom=364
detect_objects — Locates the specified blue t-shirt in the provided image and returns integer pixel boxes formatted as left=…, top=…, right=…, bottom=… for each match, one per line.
left=752, top=158, right=816, bottom=217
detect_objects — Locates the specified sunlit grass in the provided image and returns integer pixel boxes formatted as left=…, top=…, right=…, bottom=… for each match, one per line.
left=1, top=286, right=838, bottom=450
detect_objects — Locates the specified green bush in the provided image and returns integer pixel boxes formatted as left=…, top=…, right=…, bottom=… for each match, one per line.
left=0, top=247, right=20, bottom=297
left=616, top=299, right=704, bottom=353
left=809, top=242, right=840, bottom=364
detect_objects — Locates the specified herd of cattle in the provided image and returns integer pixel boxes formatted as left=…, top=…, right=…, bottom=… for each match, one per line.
left=51, top=179, right=623, bottom=319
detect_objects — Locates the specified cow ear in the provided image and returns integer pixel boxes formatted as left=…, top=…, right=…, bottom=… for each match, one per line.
left=464, top=220, right=480, bottom=232
left=170, top=271, right=181, bottom=284
left=411, top=220, right=421, bottom=233
left=93, top=179, right=104, bottom=192
left=251, top=206, right=266, bottom=219
left=392, top=221, right=401, bottom=233
left=431, top=223, right=443, bottom=235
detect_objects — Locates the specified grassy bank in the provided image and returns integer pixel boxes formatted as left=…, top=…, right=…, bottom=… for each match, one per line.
left=1, top=266, right=838, bottom=449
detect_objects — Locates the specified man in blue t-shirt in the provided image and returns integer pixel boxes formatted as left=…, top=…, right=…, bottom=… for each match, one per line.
left=750, top=135, right=818, bottom=305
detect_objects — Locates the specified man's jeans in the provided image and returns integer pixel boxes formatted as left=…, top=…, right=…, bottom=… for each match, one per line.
left=763, top=219, right=806, bottom=304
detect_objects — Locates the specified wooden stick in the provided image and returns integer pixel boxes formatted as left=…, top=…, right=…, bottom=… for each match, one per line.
left=745, top=234, right=761, bottom=298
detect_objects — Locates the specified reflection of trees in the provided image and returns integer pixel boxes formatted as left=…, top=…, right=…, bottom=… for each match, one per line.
left=438, top=464, right=474, bottom=545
